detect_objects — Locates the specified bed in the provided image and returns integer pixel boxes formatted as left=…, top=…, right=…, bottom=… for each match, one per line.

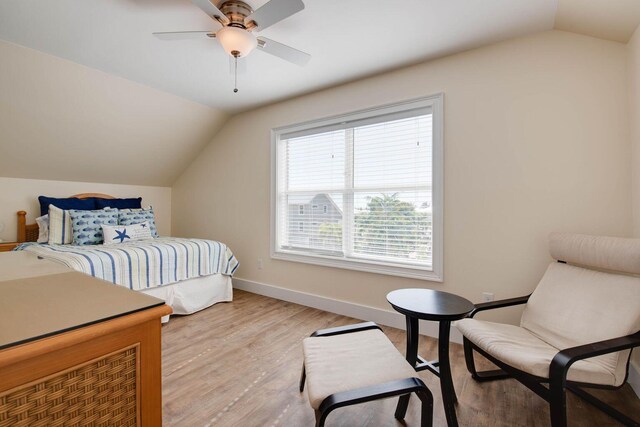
left=11, top=193, right=238, bottom=321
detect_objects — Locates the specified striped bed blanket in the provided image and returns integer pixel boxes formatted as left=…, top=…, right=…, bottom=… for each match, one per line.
left=15, top=237, right=239, bottom=291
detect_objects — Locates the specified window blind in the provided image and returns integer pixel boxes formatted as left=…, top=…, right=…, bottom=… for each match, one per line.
left=276, top=108, right=434, bottom=269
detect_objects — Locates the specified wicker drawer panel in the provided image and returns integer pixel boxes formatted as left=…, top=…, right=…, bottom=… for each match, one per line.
left=0, top=345, right=139, bottom=427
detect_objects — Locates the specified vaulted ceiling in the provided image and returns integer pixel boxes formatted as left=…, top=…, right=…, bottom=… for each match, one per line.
left=0, top=0, right=559, bottom=113
left=0, top=40, right=228, bottom=186
left=1, top=0, right=639, bottom=187
left=555, top=0, right=640, bottom=43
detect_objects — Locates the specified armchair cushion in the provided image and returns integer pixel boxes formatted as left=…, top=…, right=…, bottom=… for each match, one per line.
left=549, top=232, right=640, bottom=274
left=520, top=262, right=640, bottom=385
left=455, top=319, right=619, bottom=386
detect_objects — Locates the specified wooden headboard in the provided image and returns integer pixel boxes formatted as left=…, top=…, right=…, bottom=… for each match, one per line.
left=17, top=193, right=115, bottom=243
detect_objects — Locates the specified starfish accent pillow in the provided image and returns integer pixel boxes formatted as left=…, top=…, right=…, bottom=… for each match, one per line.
left=102, top=221, right=153, bottom=245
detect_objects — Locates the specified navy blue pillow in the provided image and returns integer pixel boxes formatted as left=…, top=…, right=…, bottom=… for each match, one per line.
left=95, top=197, right=142, bottom=210
left=38, top=196, right=97, bottom=216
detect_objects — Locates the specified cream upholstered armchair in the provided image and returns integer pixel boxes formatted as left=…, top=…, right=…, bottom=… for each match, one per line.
left=455, top=233, right=640, bottom=427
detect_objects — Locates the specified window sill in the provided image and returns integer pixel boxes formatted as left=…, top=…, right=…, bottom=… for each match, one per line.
left=271, top=249, right=443, bottom=282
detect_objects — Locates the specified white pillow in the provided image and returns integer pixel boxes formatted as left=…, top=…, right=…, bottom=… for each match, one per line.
left=36, top=215, right=49, bottom=243
left=102, top=221, right=153, bottom=245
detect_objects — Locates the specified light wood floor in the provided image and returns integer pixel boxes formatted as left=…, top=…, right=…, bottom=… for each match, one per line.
left=161, top=290, right=639, bottom=427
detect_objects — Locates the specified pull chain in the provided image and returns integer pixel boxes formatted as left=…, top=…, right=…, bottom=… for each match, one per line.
left=233, top=54, right=239, bottom=93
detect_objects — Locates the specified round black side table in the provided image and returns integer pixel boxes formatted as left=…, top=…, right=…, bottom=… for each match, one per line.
left=387, top=288, right=474, bottom=427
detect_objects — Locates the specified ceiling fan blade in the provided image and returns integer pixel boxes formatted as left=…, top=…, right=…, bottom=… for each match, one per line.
left=153, top=31, right=216, bottom=40
left=257, top=37, right=310, bottom=66
left=246, top=0, right=304, bottom=32
left=191, top=0, right=229, bottom=26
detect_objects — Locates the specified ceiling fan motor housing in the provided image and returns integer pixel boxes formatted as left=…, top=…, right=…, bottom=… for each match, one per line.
left=220, top=1, right=256, bottom=30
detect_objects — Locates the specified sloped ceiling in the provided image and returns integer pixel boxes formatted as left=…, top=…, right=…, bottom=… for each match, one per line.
left=555, top=0, right=640, bottom=43
left=0, top=0, right=559, bottom=113
left=0, top=40, right=228, bottom=186
left=2, top=0, right=640, bottom=187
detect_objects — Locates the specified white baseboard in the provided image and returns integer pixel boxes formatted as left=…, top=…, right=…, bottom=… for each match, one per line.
left=629, top=362, right=640, bottom=398
left=233, top=277, right=463, bottom=344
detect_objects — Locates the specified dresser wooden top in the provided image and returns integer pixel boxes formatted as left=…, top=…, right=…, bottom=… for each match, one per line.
left=0, top=271, right=165, bottom=350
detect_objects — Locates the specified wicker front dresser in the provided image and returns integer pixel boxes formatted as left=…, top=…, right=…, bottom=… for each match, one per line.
left=0, top=268, right=172, bottom=427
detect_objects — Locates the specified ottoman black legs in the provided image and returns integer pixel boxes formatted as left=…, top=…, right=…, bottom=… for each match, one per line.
left=314, top=377, right=433, bottom=427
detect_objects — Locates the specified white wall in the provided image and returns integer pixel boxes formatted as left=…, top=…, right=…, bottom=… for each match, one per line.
left=172, top=30, right=632, bottom=326
left=0, top=177, right=171, bottom=242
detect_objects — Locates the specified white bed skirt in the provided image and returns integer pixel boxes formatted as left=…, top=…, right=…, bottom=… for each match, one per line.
left=139, top=274, right=233, bottom=322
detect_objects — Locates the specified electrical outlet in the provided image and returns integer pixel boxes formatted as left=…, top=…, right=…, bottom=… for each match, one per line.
left=482, top=292, right=494, bottom=302
left=257, top=258, right=263, bottom=270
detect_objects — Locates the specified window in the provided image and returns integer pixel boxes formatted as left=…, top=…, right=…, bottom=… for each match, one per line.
left=271, top=95, right=443, bottom=281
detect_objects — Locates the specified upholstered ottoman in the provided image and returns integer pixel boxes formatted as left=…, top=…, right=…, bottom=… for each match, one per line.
left=300, top=322, right=433, bottom=427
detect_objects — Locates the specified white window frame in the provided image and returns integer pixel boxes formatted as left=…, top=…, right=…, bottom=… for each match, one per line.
left=270, top=94, right=444, bottom=281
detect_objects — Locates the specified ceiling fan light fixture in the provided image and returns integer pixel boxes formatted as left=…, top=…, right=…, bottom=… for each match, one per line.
left=216, top=26, right=257, bottom=57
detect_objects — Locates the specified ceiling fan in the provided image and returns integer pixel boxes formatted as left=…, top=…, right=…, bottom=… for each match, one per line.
left=154, top=0, right=310, bottom=91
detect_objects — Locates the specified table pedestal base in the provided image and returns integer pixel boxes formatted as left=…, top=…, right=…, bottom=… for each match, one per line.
left=395, top=317, right=459, bottom=427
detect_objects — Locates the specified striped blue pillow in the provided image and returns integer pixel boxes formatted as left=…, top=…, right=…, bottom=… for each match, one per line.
left=48, top=205, right=73, bottom=245
left=69, top=209, right=119, bottom=245
left=118, top=208, right=158, bottom=237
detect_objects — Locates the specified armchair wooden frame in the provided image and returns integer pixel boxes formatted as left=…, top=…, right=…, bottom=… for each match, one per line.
left=462, top=277, right=640, bottom=427
left=300, top=322, right=434, bottom=427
